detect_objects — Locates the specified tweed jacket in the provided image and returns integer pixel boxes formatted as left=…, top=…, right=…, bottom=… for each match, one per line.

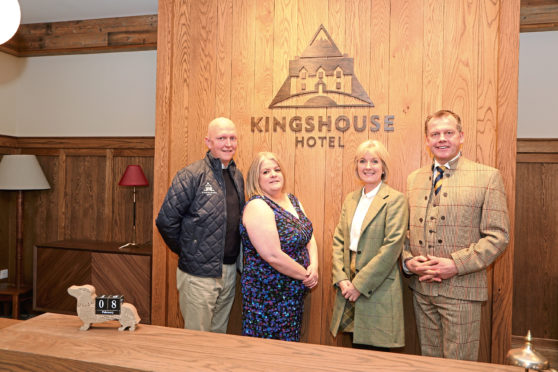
left=330, top=183, right=408, bottom=347
left=402, top=156, right=510, bottom=301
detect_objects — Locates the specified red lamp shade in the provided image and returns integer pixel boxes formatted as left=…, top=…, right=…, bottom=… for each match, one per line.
left=118, top=165, right=149, bottom=187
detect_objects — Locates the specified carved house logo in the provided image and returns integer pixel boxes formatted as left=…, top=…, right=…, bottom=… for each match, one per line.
left=269, top=25, right=374, bottom=109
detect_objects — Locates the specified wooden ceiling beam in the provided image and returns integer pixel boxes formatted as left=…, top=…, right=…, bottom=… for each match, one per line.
left=520, top=0, right=558, bottom=32
left=0, top=15, right=157, bottom=57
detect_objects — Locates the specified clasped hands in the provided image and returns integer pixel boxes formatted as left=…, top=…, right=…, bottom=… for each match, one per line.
left=406, top=255, right=458, bottom=282
left=303, top=264, right=319, bottom=289
left=338, top=280, right=361, bottom=302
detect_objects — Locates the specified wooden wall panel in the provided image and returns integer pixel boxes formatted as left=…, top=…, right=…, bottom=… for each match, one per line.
left=321, top=0, right=346, bottom=347
left=514, top=139, right=558, bottom=341
left=153, top=0, right=519, bottom=363
left=295, top=0, right=327, bottom=344
left=64, top=156, right=107, bottom=240
left=390, top=0, right=424, bottom=356
left=514, top=162, right=558, bottom=340
left=493, top=0, right=520, bottom=364
left=0, top=137, right=154, bottom=287
left=152, top=0, right=174, bottom=327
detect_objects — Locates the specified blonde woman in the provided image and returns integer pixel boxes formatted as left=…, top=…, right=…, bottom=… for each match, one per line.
left=330, top=140, right=408, bottom=350
left=240, top=152, right=318, bottom=341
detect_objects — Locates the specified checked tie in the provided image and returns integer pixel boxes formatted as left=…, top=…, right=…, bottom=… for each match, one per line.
left=433, top=165, right=447, bottom=195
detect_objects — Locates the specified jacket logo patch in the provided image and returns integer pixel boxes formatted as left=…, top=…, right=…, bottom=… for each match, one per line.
left=201, top=182, right=217, bottom=195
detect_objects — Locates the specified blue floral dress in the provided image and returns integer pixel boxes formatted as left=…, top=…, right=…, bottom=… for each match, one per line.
left=240, top=194, right=313, bottom=341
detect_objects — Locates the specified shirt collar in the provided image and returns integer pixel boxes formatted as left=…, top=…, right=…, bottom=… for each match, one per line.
left=361, top=181, right=382, bottom=199
left=433, top=152, right=461, bottom=170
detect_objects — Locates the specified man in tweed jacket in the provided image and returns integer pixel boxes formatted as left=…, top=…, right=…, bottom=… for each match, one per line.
left=402, top=110, right=510, bottom=361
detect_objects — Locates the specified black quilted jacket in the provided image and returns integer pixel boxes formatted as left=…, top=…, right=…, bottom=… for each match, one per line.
left=156, top=151, right=245, bottom=277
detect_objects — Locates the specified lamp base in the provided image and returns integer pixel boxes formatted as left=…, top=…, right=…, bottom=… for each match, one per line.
left=118, top=242, right=139, bottom=249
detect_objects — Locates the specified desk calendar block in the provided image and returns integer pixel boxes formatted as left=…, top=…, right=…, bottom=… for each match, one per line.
left=95, top=295, right=123, bottom=315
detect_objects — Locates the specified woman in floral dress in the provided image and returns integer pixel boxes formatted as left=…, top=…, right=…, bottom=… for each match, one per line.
left=240, top=152, right=318, bottom=341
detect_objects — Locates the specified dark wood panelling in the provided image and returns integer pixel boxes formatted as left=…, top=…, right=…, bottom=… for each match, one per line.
left=34, top=241, right=152, bottom=324
left=92, top=253, right=151, bottom=323
left=0, top=136, right=154, bottom=287
left=17, top=137, right=155, bottom=150
left=514, top=139, right=558, bottom=340
left=64, top=156, right=107, bottom=240
left=34, top=247, right=91, bottom=313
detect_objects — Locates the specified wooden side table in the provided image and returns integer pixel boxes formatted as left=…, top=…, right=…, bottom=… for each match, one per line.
left=0, top=283, right=33, bottom=319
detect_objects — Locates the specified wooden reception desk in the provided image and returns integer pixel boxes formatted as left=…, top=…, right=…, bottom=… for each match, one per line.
left=0, top=313, right=519, bottom=371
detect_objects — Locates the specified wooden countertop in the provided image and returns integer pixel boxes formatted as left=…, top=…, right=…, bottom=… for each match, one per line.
left=0, top=313, right=520, bottom=372
left=35, top=240, right=152, bottom=256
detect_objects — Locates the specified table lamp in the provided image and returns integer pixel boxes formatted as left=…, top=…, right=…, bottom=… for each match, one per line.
left=0, top=154, right=50, bottom=290
left=118, top=165, right=149, bottom=249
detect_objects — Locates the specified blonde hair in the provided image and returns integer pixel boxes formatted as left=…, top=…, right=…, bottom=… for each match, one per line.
left=354, top=140, right=390, bottom=181
left=245, top=152, right=287, bottom=198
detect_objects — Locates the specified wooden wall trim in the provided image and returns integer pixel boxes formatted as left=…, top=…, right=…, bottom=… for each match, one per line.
left=1, top=136, right=154, bottom=157
left=16, top=137, right=154, bottom=150
left=517, top=138, right=558, bottom=163
left=492, top=0, right=520, bottom=364
left=151, top=0, right=174, bottom=327
left=517, top=138, right=558, bottom=153
left=0, top=15, right=157, bottom=57
left=520, top=1, right=558, bottom=32
left=0, top=136, right=18, bottom=149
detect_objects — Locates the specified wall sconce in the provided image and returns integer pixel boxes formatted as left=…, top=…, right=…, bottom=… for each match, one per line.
left=0, top=0, right=21, bottom=45
left=118, top=165, right=149, bottom=249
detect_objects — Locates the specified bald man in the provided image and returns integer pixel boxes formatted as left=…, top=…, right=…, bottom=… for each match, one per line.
left=156, top=117, right=245, bottom=333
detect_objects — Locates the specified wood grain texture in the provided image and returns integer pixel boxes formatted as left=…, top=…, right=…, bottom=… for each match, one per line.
left=320, top=0, right=346, bottom=347
left=0, top=15, right=157, bottom=57
left=151, top=0, right=519, bottom=361
left=92, top=253, right=151, bottom=324
left=215, top=0, right=233, bottom=117
left=390, top=0, right=424, bottom=355
left=0, top=313, right=521, bottom=372
left=513, top=162, right=558, bottom=340
left=1, top=138, right=154, bottom=290
left=151, top=0, right=175, bottom=327
left=295, top=0, right=326, bottom=344
left=0, top=349, right=143, bottom=372
left=492, top=0, right=520, bottom=364
left=520, top=1, right=558, bottom=31
left=476, top=0, right=500, bottom=363
left=34, top=247, right=91, bottom=313
left=270, top=0, right=297, bottom=193
left=34, top=241, right=152, bottom=323
left=64, top=156, right=107, bottom=240
left=517, top=138, right=558, bottom=153
left=388, top=0, right=423, bottom=194
left=443, top=0, right=479, bottom=160
left=421, top=0, right=444, bottom=167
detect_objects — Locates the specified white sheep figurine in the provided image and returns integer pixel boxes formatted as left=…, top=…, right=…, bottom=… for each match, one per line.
left=67, top=284, right=140, bottom=331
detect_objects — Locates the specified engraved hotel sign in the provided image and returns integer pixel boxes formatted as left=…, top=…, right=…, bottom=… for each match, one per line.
left=269, top=25, right=374, bottom=109
left=251, top=25, right=396, bottom=149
